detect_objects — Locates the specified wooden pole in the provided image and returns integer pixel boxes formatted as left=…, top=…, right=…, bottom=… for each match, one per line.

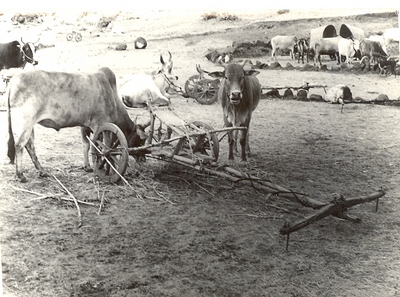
left=169, top=160, right=386, bottom=234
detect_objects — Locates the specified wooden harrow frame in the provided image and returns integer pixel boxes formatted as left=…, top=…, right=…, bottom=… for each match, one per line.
left=88, top=103, right=385, bottom=248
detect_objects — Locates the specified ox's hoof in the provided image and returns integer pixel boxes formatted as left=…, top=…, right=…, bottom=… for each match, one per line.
left=39, top=171, right=51, bottom=178
left=83, top=166, right=94, bottom=173
left=17, top=174, right=28, bottom=183
left=134, top=155, right=147, bottom=163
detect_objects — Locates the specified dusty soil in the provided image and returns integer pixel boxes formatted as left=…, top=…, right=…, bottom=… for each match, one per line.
left=1, top=9, right=400, bottom=297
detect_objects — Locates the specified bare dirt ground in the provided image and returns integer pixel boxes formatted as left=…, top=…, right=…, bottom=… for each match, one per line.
left=1, top=8, right=400, bottom=297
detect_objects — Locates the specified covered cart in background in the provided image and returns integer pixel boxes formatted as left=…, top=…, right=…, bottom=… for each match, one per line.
left=309, top=24, right=337, bottom=48
left=339, top=23, right=365, bottom=40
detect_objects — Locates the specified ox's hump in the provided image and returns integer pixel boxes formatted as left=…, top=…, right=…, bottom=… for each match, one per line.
left=97, top=67, right=118, bottom=94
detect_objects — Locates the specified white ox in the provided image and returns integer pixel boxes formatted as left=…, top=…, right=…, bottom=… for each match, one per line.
left=338, top=37, right=361, bottom=65
left=6, top=67, right=147, bottom=182
left=120, top=51, right=182, bottom=108
left=270, top=35, right=298, bottom=60
left=120, top=73, right=171, bottom=107
left=313, top=36, right=341, bottom=65
left=383, top=28, right=400, bottom=52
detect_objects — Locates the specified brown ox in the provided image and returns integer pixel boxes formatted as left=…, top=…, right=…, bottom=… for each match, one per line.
left=360, top=39, right=388, bottom=64
left=7, top=67, right=146, bottom=182
left=208, top=62, right=261, bottom=161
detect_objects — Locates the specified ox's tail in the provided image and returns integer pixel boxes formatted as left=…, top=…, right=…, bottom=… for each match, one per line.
left=7, top=86, right=16, bottom=163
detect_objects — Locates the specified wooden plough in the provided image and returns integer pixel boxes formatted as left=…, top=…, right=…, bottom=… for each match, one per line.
left=90, top=102, right=385, bottom=249
left=159, top=158, right=385, bottom=249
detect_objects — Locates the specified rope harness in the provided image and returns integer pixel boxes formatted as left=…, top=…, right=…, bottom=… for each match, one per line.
left=161, top=73, right=181, bottom=91
left=19, top=43, right=37, bottom=64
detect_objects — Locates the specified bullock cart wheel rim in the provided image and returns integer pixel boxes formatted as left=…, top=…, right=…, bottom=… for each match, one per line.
left=187, top=121, right=219, bottom=161
left=66, top=33, right=73, bottom=41
left=184, top=75, right=201, bottom=98
left=193, top=79, right=219, bottom=105
left=91, top=123, right=129, bottom=183
left=75, top=33, right=82, bottom=42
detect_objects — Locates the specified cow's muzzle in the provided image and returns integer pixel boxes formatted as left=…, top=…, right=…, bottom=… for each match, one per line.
left=228, top=91, right=242, bottom=105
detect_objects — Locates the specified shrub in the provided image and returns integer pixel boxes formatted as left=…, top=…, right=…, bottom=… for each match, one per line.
left=277, top=9, right=290, bottom=15
left=201, top=12, right=239, bottom=21
left=219, top=12, right=239, bottom=21
left=201, top=12, right=219, bottom=20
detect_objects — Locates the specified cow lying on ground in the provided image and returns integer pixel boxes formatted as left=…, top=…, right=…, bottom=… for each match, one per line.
left=0, top=38, right=39, bottom=71
left=120, top=51, right=182, bottom=107
left=208, top=61, right=261, bottom=161
left=7, top=67, right=146, bottom=182
left=270, top=35, right=298, bottom=61
left=325, top=85, right=353, bottom=104
left=120, top=72, right=172, bottom=107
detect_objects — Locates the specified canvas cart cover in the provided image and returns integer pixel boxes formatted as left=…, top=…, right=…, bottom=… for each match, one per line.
left=310, top=25, right=337, bottom=48
left=339, top=24, right=365, bottom=40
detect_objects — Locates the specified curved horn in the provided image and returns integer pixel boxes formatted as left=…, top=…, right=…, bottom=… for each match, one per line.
left=168, top=51, right=172, bottom=60
left=160, top=53, right=165, bottom=65
left=20, top=37, right=25, bottom=45
left=215, top=55, right=229, bottom=67
left=34, top=37, right=40, bottom=44
left=239, top=59, right=249, bottom=67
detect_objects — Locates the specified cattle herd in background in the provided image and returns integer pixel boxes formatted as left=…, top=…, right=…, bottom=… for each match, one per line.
left=269, top=26, right=399, bottom=77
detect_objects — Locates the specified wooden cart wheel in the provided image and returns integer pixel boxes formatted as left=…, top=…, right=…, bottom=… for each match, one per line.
left=66, top=33, right=73, bottom=41
left=184, top=74, right=201, bottom=98
left=187, top=121, right=219, bottom=161
left=193, top=79, right=219, bottom=105
left=91, top=123, right=129, bottom=183
left=75, top=33, right=82, bottom=42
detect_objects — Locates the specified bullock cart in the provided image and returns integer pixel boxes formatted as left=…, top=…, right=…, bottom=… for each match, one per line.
left=66, top=31, right=82, bottom=42
left=89, top=104, right=242, bottom=183
left=184, top=64, right=219, bottom=105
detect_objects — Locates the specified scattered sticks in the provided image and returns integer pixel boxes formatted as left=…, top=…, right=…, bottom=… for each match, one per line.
left=51, top=174, right=82, bottom=228
left=9, top=185, right=96, bottom=206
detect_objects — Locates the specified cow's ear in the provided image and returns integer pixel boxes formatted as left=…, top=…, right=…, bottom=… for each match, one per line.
left=244, top=70, right=260, bottom=76
left=208, top=71, right=224, bottom=78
